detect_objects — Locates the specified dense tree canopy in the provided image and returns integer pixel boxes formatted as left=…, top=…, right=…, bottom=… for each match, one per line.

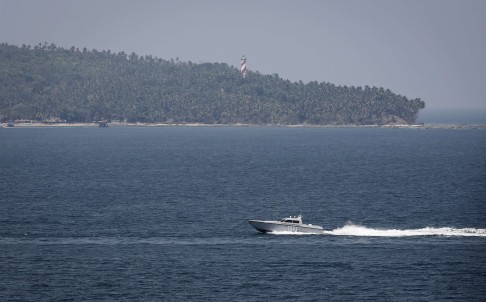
left=0, top=42, right=425, bottom=125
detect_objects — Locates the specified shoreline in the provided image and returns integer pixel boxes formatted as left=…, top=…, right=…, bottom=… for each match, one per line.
left=1, top=122, right=485, bottom=129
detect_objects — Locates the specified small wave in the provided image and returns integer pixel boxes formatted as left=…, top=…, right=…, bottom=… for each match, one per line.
left=324, top=223, right=486, bottom=237
left=0, top=237, right=263, bottom=245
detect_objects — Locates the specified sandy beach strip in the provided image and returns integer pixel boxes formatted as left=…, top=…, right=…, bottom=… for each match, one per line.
left=1, top=122, right=485, bottom=129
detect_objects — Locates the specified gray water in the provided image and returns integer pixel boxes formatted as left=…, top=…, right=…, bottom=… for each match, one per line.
left=418, top=107, right=486, bottom=125
left=1, top=127, right=485, bottom=301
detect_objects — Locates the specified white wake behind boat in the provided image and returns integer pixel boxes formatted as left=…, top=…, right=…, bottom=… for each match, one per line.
left=248, top=214, right=323, bottom=234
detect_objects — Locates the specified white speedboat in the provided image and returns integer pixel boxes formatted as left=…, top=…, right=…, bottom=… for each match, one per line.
left=248, top=214, right=323, bottom=234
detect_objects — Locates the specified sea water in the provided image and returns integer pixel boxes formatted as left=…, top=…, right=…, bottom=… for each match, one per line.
left=1, top=127, right=485, bottom=301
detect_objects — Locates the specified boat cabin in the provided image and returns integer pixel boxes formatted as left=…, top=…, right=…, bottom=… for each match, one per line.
left=280, top=215, right=302, bottom=224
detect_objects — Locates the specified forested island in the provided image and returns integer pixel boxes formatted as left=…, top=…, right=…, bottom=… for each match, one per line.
left=0, top=42, right=425, bottom=125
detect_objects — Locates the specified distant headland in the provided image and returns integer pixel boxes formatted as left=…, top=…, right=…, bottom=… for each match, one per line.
left=0, top=42, right=425, bottom=126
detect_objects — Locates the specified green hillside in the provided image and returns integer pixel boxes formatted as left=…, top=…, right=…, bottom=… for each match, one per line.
left=0, top=42, right=425, bottom=125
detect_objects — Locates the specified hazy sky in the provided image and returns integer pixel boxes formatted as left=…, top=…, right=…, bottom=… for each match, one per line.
left=1, top=0, right=485, bottom=108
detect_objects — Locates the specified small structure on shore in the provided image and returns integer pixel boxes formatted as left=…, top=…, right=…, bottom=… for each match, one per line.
left=98, top=121, right=109, bottom=128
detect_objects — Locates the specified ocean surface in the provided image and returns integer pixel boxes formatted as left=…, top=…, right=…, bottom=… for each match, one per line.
left=1, top=126, right=485, bottom=301
left=417, top=107, right=486, bottom=125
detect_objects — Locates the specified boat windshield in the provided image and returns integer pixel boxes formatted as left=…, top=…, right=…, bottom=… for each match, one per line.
left=281, top=219, right=300, bottom=224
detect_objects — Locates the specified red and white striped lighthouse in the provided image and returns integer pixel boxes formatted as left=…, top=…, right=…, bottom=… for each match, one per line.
left=240, top=55, right=247, bottom=78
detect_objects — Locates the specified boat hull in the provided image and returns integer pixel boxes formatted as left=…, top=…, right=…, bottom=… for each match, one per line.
left=248, top=220, right=323, bottom=234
